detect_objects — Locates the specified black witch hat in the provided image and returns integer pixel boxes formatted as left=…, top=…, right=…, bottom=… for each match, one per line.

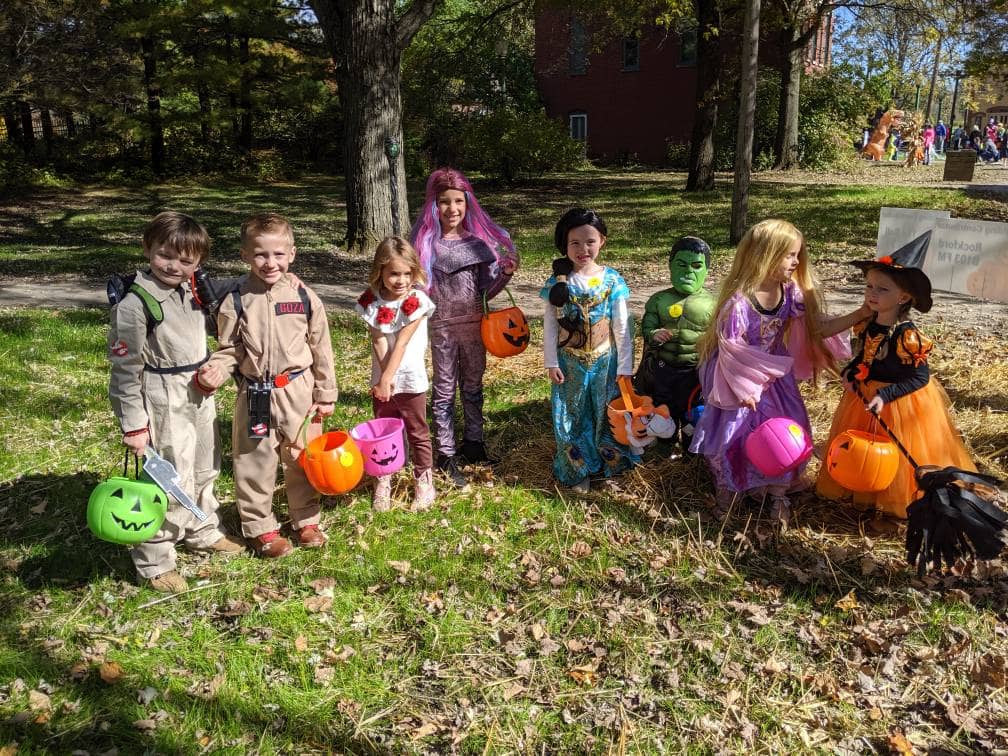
left=850, top=230, right=933, bottom=313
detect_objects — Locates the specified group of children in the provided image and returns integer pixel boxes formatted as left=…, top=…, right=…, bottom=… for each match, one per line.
left=106, top=168, right=978, bottom=592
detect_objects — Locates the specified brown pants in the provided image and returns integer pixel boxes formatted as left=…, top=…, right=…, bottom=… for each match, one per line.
left=372, top=391, right=433, bottom=473
left=233, top=374, right=322, bottom=538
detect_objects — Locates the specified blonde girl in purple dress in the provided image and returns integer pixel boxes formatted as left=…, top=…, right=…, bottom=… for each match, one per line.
left=690, top=219, right=869, bottom=527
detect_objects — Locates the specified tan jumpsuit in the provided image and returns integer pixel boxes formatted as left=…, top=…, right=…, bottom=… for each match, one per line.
left=207, top=274, right=338, bottom=538
left=108, top=270, right=227, bottom=578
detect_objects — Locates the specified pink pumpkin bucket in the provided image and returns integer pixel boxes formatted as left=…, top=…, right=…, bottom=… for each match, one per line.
left=350, top=418, right=407, bottom=477
left=744, top=416, right=813, bottom=477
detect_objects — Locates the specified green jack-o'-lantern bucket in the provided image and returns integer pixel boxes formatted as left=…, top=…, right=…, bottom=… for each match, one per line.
left=87, top=454, right=168, bottom=545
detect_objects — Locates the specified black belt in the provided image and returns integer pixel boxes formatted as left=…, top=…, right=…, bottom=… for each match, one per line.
left=145, top=354, right=210, bottom=375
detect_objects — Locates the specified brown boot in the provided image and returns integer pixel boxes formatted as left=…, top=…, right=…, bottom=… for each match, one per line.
left=297, top=524, right=328, bottom=548
left=199, top=534, right=245, bottom=554
left=252, top=531, right=293, bottom=558
left=147, top=570, right=187, bottom=593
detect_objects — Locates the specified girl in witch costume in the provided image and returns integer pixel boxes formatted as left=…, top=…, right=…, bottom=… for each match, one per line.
left=816, top=234, right=977, bottom=518
left=410, top=168, right=518, bottom=487
left=542, top=208, right=637, bottom=493
left=690, top=219, right=868, bottom=526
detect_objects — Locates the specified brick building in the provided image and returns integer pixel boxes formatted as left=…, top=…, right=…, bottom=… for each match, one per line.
left=534, top=12, right=834, bottom=164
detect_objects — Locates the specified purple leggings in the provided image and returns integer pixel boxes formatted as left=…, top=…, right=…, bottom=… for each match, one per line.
left=430, top=321, right=485, bottom=456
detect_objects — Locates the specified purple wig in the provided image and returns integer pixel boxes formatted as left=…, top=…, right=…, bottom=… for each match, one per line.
left=409, top=168, right=515, bottom=290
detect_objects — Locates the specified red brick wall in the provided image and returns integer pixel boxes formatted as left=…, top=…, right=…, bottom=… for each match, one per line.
left=534, top=12, right=698, bottom=164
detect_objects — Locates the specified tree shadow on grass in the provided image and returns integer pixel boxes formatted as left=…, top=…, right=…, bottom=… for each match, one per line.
left=0, top=472, right=137, bottom=590
left=0, top=621, right=384, bottom=754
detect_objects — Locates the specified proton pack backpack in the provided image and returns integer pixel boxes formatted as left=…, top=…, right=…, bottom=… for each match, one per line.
left=107, top=273, right=163, bottom=333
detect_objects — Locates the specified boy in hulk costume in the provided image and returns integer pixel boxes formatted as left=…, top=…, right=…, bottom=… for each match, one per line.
left=640, top=236, right=716, bottom=455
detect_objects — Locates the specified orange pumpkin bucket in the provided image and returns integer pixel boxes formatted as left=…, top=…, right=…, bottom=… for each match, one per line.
left=826, top=428, right=900, bottom=493
left=607, top=376, right=661, bottom=446
left=481, top=288, right=530, bottom=358
left=297, top=414, right=364, bottom=495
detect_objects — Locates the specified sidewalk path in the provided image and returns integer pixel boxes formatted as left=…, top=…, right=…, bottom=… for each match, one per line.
left=3, top=274, right=1005, bottom=337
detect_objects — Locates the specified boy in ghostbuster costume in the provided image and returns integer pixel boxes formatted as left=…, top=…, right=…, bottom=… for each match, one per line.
left=197, top=213, right=337, bottom=558
left=108, top=211, right=244, bottom=594
left=640, top=237, right=716, bottom=454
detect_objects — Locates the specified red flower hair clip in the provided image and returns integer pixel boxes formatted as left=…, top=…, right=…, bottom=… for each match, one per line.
left=877, top=255, right=894, bottom=266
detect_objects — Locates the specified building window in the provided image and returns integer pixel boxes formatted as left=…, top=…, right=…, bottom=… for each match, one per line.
left=569, top=18, right=588, bottom=76
left=679, top=26, right=697, bottom=66
left=622, top=37, right=640, bottom=71
left=569, top=112, right=587, bottom=142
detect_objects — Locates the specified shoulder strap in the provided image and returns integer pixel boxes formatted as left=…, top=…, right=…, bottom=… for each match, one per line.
left=230, top=288, right=244, bottom=322
left=127, top=282, right=163, bottom=333
left=297, top=286, right=312, bottom=321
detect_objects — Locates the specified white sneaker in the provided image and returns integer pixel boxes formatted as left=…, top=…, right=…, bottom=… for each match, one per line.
left=373, top=475, right=392, bottom=512
left=571, top=478, right=590, bottom=494
left=413, top=468, right=436, bottom=510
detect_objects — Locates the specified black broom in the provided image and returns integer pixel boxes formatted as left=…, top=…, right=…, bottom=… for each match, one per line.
left=851, top=382, right=1007, bottom=575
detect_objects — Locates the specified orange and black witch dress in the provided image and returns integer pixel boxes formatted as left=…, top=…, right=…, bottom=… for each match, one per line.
left=816, top=317, right=976, bottom=518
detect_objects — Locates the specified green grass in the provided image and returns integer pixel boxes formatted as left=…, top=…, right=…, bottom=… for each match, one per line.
left=1, top=175, right=1007, bottom=753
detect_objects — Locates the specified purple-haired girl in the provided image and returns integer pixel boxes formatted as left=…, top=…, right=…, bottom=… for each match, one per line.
left=409, top=168, right=519, bottom=485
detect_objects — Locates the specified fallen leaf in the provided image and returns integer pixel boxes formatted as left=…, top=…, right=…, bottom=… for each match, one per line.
left=502, top=681, right=525, bottom=700
left=99, top=661, right=123, bottom=684
left=314, top=666, right=335, bottom=684
left=29, top=500, right=48, bottom=515
left=569, top=663, right=598, bottom=686
left=136, top=687, right=158, bottom=705
left=294, top=635, right=309, bottom=652
left=69, top=662, right=89, bottom=681
left=310, top=578, right=336, bottom=594
left=888, top=729, right=915, bottom=755
left=303, top=596, right=332, bottom=614
left=28, top=690, right=51, bottom=712
left=763, top=658, right=786, bottom=675
left=834, top=590, right=860, bottom=611
left=324, top=645, right=355, bottom=663
left=970, top=652, right=1008, bottom=688
left=569, top=541, right=592, bottom=559
left=411, top=721, right=438, bottom=739
left=539, top=638, right=561, bottom=655
left=133, top=718, right=158, bottom=732
left=388, top=560, right=411, bottom=575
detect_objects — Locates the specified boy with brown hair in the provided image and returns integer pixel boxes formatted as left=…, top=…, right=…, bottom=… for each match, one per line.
left=197, top=213, right=337, bottom=557
left=108, top=210, right=245, bottom=593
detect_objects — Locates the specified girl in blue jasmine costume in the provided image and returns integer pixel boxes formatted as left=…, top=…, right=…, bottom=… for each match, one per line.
left=541, top=208, right=638, bottom=494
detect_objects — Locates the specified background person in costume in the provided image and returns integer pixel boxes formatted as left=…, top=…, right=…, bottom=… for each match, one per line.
left=107, top=211, right=244, bottom=593
left=197, top=213, right=337, bottom=558
left=542, top=208, right=637, bottom=494
left=816, top=234, right=977, bottom=518
left=690, top=219, right=868, bottom=526
left=355, top=237, right=437, bottom=511
left=409, top=168, right=518, bottom=487
left=640, top=236, right=716, bottom=455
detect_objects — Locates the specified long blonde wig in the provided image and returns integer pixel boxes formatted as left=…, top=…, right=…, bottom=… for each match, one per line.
left=697, top=219, right=832, bottom=372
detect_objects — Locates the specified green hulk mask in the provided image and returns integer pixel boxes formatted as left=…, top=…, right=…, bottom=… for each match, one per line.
left=668, top=239, right=710, bottom=295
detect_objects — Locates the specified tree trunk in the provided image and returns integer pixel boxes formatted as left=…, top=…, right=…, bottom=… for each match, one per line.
left=686, top=0, right=721, bottom=192
left=773, top=27, right=802, bottom=170
left=312, top=0, right=440, bottom=248
left=40, top=108, right=54, bottom=157
left=924, top=33, right=941, bottom=121
left=63, top=109, right=77, bottom=139
left=3, top=104, right=22, bottom=147
left=141, top=36, right=165, bottom=176
left=238, top=34, right=253, bottom=154
left=730, top=0, right=760, bottom=244
left=18, top=101, right=34, bottom=157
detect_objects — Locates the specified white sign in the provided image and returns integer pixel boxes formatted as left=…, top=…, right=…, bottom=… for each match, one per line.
left=876, top=207, right=950, bottom=257
left=925, top=218, right=1008, bottom=304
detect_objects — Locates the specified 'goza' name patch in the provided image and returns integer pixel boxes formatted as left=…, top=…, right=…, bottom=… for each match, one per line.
left=275, top=301, right=306, bottom=316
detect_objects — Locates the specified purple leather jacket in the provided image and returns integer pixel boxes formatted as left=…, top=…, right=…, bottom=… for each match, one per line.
left=429, top=235, right=512, bottom=327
